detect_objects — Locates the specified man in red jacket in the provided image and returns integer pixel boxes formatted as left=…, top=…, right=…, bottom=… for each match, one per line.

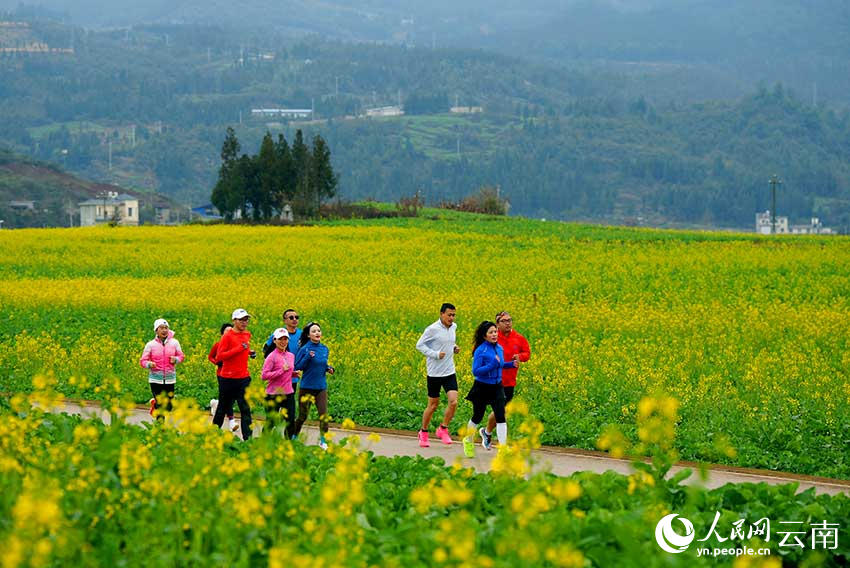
left=212, top=308, right=256, bottom=440
left=481, top=311, right=531, bottom=446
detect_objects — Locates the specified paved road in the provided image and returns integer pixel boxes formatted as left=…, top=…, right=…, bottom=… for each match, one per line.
left=57, top=400, right=849, bottom=496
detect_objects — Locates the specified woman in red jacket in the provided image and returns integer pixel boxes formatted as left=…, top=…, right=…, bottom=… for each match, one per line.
left=208, top=322, right=238, bottom=432
left=212, top=308, right=256, bottom=440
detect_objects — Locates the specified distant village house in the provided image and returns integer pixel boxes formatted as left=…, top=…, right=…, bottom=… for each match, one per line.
left=755, top=211, right=834, bottom=235
left=366, top=105, right=404, bottom=117
left=250, top=109, right=313, bottom=119
left=9, top=200, right=35, bottom=211
left=79, top=193, right=139, bottom=226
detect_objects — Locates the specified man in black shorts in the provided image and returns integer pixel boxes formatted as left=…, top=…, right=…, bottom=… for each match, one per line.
left=415, top=303, right=460, bottom=447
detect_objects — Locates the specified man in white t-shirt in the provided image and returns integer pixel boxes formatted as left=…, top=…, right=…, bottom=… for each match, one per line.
left=415, top=303, right=460, bottom=447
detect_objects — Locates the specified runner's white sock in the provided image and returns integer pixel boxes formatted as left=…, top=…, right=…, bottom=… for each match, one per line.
left=496, top=423, right=508, bottom=446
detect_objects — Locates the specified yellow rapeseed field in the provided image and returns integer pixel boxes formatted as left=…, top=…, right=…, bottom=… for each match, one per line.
left=1, top=218, right=848, bottom=476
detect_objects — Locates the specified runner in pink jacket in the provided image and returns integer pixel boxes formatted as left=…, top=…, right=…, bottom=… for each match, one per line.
left=261, top=328, right=296, bottom=438
left=139, top=318, right=185, bottom=417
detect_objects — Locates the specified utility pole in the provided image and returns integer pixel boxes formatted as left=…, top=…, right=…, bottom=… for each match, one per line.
left=769, top=174, right=782, bottom=234
left=97, top=190, right=107, bottom=223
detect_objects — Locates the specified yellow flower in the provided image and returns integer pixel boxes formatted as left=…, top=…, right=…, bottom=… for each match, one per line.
left=549, top=479, right=582, bottom=502
left=432, top=548, right=448, bottom=563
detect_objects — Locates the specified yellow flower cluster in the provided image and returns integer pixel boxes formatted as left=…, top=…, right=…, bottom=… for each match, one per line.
left=596, top=425, right=631, bottom=459
left=3, top=478, right=66, bottom=568
left=627, top=470, right=656, bottom=495
left=636, top=395, right=678, bottom=450
left=409, top=479, right=474, bottom=514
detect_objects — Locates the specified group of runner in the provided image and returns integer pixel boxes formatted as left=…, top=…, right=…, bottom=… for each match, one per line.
left=139, top=303, right=530, bottom=456
left=140, top=308, right=334, bottom=449
left=416, top=303, right=531, bottom=457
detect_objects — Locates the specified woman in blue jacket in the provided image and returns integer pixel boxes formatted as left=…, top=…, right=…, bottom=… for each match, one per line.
left=293, top=321, right=335, bottom=449
left=462, top=320, right=517, bottom=458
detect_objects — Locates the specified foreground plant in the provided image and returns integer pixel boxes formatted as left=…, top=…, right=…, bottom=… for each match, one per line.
left=1, top=382, right=847, bottom=567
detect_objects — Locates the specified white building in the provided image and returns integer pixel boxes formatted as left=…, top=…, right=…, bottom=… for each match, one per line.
left=790, top=217, right=834, bottom=235
left=755, top=211, right=788, bottom=234
left=366, top=105, right=404, bottom=117
left=79, top=193, right=139, bottom=227
left=9, top=200, right=35, bottom=211
left=756, top=211, right=834, bottom=235
left=250, top=108, right=313, bottom=119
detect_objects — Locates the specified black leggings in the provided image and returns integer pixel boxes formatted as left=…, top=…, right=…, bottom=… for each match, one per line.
left=264, top=392, right=296, bottom=438
left=150, top=383, right=175, bottom=419
left=212, top=377, right=253, bottom=440
left=216, top=376, right=235, bottom=417
left=472, top=397, right=506, bottom=424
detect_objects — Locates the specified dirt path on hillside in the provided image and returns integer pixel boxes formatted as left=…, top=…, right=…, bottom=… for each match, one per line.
left=54, top=400, right=849, bottom=496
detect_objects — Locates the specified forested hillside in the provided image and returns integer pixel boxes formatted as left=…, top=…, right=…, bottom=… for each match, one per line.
left=5, top=0, right=850, bottom=104
left=1, top=10, right=850, bottom=229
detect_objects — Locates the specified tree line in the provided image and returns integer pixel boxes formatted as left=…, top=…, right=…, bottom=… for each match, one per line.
left=211, top=127, right=337, bottom=220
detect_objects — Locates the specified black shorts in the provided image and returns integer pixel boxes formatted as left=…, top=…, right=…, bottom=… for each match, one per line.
left=427, top=373, right=458, bottom=398
left=504, top=386, right=515, bottom=403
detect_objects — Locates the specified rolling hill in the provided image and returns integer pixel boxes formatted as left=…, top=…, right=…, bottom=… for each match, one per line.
left=0, top=148, right=177, bottom=228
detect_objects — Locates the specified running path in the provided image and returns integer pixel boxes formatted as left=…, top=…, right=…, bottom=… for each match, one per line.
left=56, top=400, right=849, bottom=496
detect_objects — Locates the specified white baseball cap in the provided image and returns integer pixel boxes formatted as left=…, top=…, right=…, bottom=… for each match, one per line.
left=273, top=327, right=289, bottom=340
left=153, top=318, right=169, bottom=331
left=231, top=308, right=251, bottom=320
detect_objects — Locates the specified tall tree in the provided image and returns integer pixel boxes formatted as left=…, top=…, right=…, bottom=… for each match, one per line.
left=237, top=154, right=259, bottom=220
left=290, top=129, right=312, bottom=217
left=220, top=126, right=240, bottom=166
left=255, top=131, right=277, bottom=219
left=274, top=133, right=296, bottom=211
left=310, top=134, right=338, bottom=212
left=210, top=127, right=243, bottom=219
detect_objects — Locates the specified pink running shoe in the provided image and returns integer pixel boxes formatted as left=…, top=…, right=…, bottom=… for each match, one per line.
left=435, top=425, right=453, bottom=445
left=418, top=430, right=430, bottom=447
